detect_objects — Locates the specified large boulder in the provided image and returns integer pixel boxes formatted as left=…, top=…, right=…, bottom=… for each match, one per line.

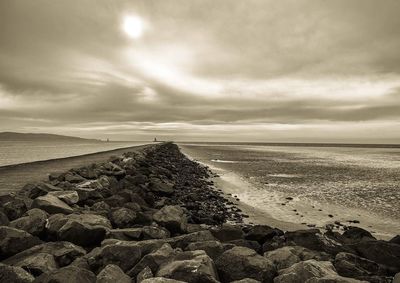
left=142, top=225, right=170, bottom=240
left=96, top=264, right=132, bottom=283
left=149, top=178, right=174, bottom=195
left=136, top=266, right=153, bottom=283
left=264, top=246, right=327, bottom=270
left=245, top=225, right=283, bottom=244
left=216, top=246, right=276, bottom=283
left=156, top=250, right=219, bottom=283
left=347, top=240, right=400, bottom=271
left=0, top=263, right=34, bottom=283
left=48, top=190, right=79, bottom=205
left=109, top=207, right=137, bottom=228
left=334, top=252, right=390, bottom=279
left=9, top=252, right=58, bottom=276
left=0, top=210, right=9, bottom=226
left=0, top=226, right=42, bottom=259
left=107, top=228, right=143, bottom=241
left=341, top=227, right=376, bottom=244
left=31, top=194, right=73, bottom=214
left=20, top=182, right=63, bottom=199
left=2, top=197, right=28, bottom=220
left=285, top=229, right=345, bottom=255
left=128, top=243, right=178, bottom=277
left=3, top=241, right=86, bottom=268
left=57, top=220, right=107, bottom=247
left=210, top=224, right=244, bottom=242
left=9, top=208, right=48, bottom=236
left=34, top=266, right=96, bottom=283
left=87, top=241, right=142, bottom=272
left=153, top=205, right=187, bottom=234
left=186, top=240, right=229, bottom=260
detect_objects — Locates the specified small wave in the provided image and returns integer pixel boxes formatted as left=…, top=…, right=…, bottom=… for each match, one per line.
left=268, top=173, right=301, bottom=178
left=211, top=159, right=238, bottom=163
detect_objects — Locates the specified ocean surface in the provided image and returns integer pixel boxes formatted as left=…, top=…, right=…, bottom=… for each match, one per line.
left=180, top=143, right=400, bottom=238
left=0, top=141, right=147, bottom=167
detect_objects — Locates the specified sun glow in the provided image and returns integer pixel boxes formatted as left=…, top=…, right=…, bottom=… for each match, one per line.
left=122, top=15, right=144, bottom=39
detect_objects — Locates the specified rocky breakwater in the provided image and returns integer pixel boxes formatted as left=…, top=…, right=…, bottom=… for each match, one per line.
left=0, top=142, right=399, bottom=283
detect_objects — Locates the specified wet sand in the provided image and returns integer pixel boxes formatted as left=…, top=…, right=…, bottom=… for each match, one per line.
left=0, top=144, right=153, bottom=195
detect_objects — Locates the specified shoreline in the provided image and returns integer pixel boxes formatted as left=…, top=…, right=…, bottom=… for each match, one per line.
left=0, top=143, right=153, bottom=195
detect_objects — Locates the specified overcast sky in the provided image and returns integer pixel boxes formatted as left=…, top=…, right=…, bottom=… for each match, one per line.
left=1, top=0, right=400, bottom=142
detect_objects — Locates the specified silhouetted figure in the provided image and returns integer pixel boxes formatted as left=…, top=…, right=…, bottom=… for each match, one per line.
left=154, top=137, right=157, bottom=142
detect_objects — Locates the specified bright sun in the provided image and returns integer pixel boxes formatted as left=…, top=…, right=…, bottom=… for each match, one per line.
left=122, top=15, right=144, bottom=39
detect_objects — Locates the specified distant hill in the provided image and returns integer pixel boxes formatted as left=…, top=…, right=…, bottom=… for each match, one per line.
left=0, top=132, right=100, bottom=142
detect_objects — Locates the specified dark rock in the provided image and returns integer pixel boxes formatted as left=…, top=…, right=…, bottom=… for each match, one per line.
left=3, top=241, right=86, bottom=268
left=47, top=190, right=79, bottom=205
left=20, top=182, right=63, bottom=199
left=285, top=229, right=345, bottom=255
left=210, top=224, right=244, bottom=242
left=153, top=205, right=187, bottom=234
left=64, top=172, right=86, bottom=184
left=75, top=165, right=99, bottom=179
left=3, top=197, right=28, bottom=220
left=342, top=226, right=376, bottom=243
left=107, top=228, right=143, bottom=240
left=228, top=239, right=261, bottom=253
left=262, top=236, right=286, bottom=253
left=57, top=220, right=107, bottom=246
left=215, top=246, right=276, bottom=283
left=186, top=240, right=228, bottom=260
left=34, top=266, right=96, bottom=283
left=334, top=252, right=390, bottom=279
left=110, top=207, right=137, bottom=228
left=91, top=201, right=111, bottom=212
left=149, top=178, right=174, bottom=195
left=9, top=252, right=58, bottom=276
left=156, top=250, right=219, bottom=283
left=245, top=225, right=283, bottom=244
left=389, top=235, right=400, bottom=245
left=31, top=194, right=73, bottom=214
left=0, top=210, right=9, bottom=226
left=0, top=263, right=34, bottom=283
left=96, top=264, right=132, bottom=283
left=0, top=226, right=42, bottom=259
left=142, top=225, right=170, bottom=239
left=9, top=208, right=48, bottom=236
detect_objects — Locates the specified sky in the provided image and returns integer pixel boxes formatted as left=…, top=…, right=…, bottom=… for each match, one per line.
left=0, top=0, right=400, bottom=143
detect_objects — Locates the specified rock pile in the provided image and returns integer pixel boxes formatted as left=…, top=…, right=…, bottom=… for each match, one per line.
left=0, top=142, right=399, bottom=282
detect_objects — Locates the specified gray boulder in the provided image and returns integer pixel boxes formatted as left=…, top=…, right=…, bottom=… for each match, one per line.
left=143, top=225, right=170, bottom=239
left=186, top=240, right=229, bottom=260
left=156, top=250, right=219, bottom=283
left=0, top=210, right=9, bottom=226
left=334, top=252, right=390, bottom=278
left=216, top=246, right=276, bottom=283
left=58, top=220, right=107, bottom=246
left=107, top=228, right=143, bottom=241
left=0, top=263, right=34, bottom=283
left=210, top=224, right=244, bottom=242
left=32, top=194, right=73, bottom=214
left=34, top=266, right=96, bottom=283
left=9, top=208, right=48, bottom=236
left=274, top=260, right=338, bottom=283
left=96, top=264, right=132, bottom=283
left=153, top=205, right=187, bottom=234
left=149, top=178, right=174, bottom=195
left=0, top=226, right=42, bottom=259
left=245, top=225, right=282, bottom=244
left=136, top=266, right=153, bottom=283
left=48, top=190, right=79, bottom=205
left=110, top=207, right=137, bottom=228
left=3, top=197, right=28, bottom=220
left=9, top=252, right=58, bottom=276
left=21, top=182, right=63, bottom=199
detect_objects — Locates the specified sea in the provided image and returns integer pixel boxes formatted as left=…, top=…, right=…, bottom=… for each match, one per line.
left=179, top=142, right=400, bottom=238
left=0, top=140, right=147, bottom=167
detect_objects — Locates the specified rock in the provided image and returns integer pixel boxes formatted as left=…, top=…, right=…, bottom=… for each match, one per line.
left=3, top=241, right=86, bottom=268
left=285, top=229, right=344, bottom=255
left=64, top=172, right=86, bottom=184
left=32, top=194, right=74, bottom=214
left=141, top=278, right=185, bottom=283
left=156, top=250, right=219, bottom=283
left=0, top=263, right=34, bottom=283
left=137, top=266, right=153, bottom=283
left=210, top=224, right=244, bottom=242
left=96, top=264, right=132, bottom=283
left=48, top=190, right=79, bottom=205
left=91, top=201, right=111, bottom=212
left=110, top=207, right=137, bottom=228
left=153, top=205, right=187, bottom=234
left=229, top=239, right=261, bottom=252
left=0, top=210, right=9, bottom=226
left=87, top=241, right=142, bottom=272
left=149, top=178, right=174, bottom=195
left=334, top=252, right=390, bottom=279
left=342, top=227, right=376, bottom=243
left=264, top=246, right=326, bottom=270
left=9, top=208, right=48, bottom=236
left=346, top=240, right=400, bottom=271
left=274, top=260, right=338, bottom=283
left=231, top=279, right=261, bottom=283
left=21, top=182, right=63, bottom=199
left=216, top=246, right=276, bottom=283
left=305, top=275, right=368, bottom=282
left=186, top=240, right=228, bottom=260
left=10, top=252, right=58, bottom=276
left=390, top=235, right=400, bottom=245
left=3, top=197, right=28, bottom=220
left=143, top=225, right=170, bottom=239
left=170, top=230, right=216, bottom=250
left=0, top=226, right=42, bottom=259
left=245, top=225, right=283, bottom=244
left=34, top=266, right=96, bottom=283
left=394, top=273, right=400, bottom=283
left=128, top=243, right=178, bottom=277
left=107, top=228, right=143, bottom=241
left=75, top=165, right=99, bottom=179
left=58, top=220, right=107, bottom=246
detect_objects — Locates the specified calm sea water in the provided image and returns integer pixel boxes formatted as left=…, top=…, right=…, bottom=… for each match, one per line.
left=180, top=143, right=400, bottom=236
left=0, top=141, right=147, bottom=167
